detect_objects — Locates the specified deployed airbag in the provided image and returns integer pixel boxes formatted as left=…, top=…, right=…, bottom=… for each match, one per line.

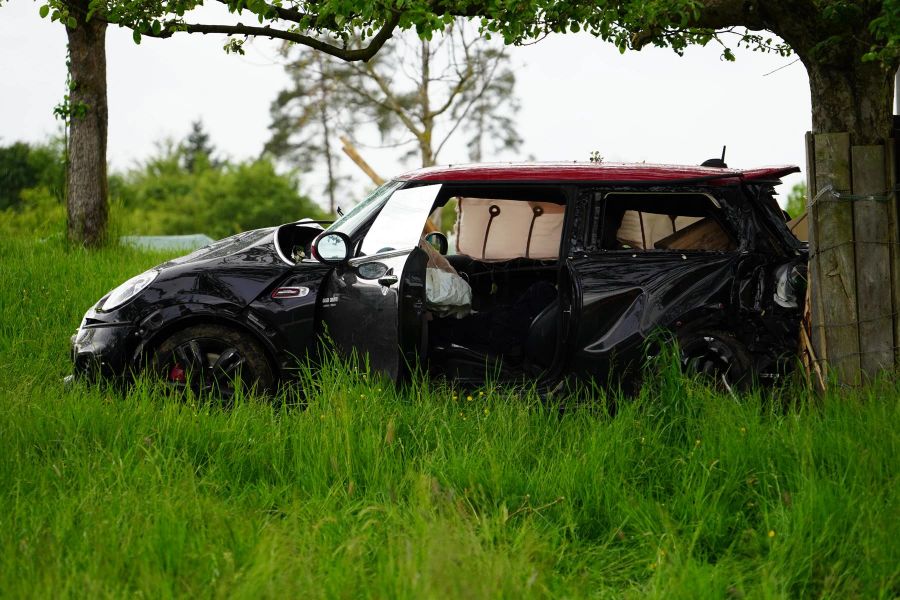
left=420, top=238, right=472, bottom=317
left=456, top=198, right=564, bottom=260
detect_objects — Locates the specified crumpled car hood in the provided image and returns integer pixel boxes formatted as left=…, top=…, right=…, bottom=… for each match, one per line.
left=147, top=228, right=293, bottom=308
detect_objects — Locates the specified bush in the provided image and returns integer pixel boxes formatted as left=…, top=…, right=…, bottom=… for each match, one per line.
left=0, top=139, right=325, bottom=242
left=117, top=144, right=326, bottom=239
left=0, top=140, right=65, bottom=211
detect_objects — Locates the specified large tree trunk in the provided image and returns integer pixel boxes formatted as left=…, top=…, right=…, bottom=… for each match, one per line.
left=805, top=58, right=898, bottom=384
left=807, top=60, right=896, bottom=143
left=65, top=1, right=108, bottom=247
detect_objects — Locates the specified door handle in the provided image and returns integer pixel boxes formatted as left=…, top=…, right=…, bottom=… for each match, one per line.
left=378, top=274, right=399, bottom=287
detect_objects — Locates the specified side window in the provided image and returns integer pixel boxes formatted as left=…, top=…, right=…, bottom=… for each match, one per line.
left=594, top=192, right=736, bottom=252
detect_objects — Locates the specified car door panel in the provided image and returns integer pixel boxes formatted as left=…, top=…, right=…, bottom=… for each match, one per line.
left=321, top=185, right=441, bottom=380
left=568, top=252, right=740, bottom=376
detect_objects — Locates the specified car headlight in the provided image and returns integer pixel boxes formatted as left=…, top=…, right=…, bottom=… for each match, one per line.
left=99, top=270, right=159, bottom=312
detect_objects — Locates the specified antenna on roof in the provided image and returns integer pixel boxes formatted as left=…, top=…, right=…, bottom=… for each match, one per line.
left=701, top=145, right=728, bottom=168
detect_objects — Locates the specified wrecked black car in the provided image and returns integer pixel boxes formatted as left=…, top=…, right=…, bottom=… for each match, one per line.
left=70, top=162, right=806, bottom=395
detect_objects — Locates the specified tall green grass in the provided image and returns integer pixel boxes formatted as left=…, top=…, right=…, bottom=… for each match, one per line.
left=0, top=235, right=898, bottom=598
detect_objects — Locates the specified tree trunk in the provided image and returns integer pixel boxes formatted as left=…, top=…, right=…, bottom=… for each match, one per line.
left=805, top=58, right=898, bottom=384
left=65, top=1, right=108, bottom=247
left=807, top=59, right=896, bottom=144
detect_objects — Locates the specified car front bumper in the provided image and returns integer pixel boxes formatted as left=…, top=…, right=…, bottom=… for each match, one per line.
left=70, top=321, right=138, bottom=381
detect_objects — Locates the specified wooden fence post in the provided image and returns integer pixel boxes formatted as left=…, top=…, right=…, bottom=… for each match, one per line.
left=812, top=132, right=860, bottom=384
left=805, top=132, right=826, bottom=385
left=807, top=132, right=898, bottom=385
left=851, top=145, right=892, bottom=376
left=886, top=139, right=900, bottom=366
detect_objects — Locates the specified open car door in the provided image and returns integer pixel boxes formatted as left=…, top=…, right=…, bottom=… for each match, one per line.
left=320, top=184, right=441, bottom=380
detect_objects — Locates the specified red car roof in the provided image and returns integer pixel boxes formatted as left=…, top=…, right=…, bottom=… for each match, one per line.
left=395, top=162, right=799, bottom=184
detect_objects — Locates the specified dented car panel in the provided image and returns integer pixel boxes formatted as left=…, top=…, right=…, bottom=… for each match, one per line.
left=70, top=162, right=807, bottom=391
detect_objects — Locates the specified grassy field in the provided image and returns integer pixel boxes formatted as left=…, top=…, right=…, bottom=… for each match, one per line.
left=0, top=233, right=898, bottom=598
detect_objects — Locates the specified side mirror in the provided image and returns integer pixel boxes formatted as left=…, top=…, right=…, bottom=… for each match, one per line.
left=312, top=232, right=351, bottom=265
left=424, top=231, right=448, bottom=255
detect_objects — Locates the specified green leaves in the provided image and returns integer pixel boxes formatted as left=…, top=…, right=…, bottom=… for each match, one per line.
left=39, top=4, right=49, bottom=18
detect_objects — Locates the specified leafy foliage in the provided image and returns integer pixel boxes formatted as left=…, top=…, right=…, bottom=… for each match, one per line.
left=785, top=182, right=807, bottom=219
left=0, top=133, right=324, bottom=241
left=116, top=141, right=326, bottom=239
left=864, top=0, right=900, bottom=63
left=181, top=119, right=221, bottom=173
left=0, top=140, right=65, bottom=211
left=77, top=0, right=899, bottom=73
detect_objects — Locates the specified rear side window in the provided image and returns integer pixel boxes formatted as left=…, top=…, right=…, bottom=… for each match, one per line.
left=593, top=192, right=736, bottom=252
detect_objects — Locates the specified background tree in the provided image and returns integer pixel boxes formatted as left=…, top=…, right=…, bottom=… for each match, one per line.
left=18, top=0, right=405, bottom=246
left=266, top=20, right=521, bottom=216
left=338, top=20, right=521, bottom=169
left=112, top=139, right=326, bottom=239
left=0, top=140, right=65, bottom=211
left=33, top=0, right=110, bottom=247
left=264, top=49, right=359, bottom=215
left=182, top=119, right=220, bottom=173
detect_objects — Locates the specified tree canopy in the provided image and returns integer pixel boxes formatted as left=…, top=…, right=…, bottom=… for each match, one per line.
left=70, top=0, right=896, bottom=68
left=50, top=0, right=890, bottom=139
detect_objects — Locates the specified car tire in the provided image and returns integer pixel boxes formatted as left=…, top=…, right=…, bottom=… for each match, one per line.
left=677, top=325, right=752, bottom=388
left=151, top=324, right=275, bottom=398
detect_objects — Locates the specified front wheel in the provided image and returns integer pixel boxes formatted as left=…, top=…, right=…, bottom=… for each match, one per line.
left=151, top=324, right=275, bottom=399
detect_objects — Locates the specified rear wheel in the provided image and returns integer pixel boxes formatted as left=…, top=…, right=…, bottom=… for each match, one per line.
left=151, top=324, right=275, bottom=399
left=677, top=326, right=751, bottom=388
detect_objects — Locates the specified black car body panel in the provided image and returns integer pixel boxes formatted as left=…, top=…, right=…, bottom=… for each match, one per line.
left=72, top=224, right=331, bottom=380
left=70, top=162, right=807, bottom=390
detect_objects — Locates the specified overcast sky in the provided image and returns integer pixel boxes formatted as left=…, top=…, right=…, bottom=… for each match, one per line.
left=1, top=0, right=817, bottom=207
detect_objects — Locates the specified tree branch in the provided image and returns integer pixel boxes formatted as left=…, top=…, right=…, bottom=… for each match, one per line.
left=148, top=11, right=401, bottom=62
left=351, top=61, right=424, bottom=136
left=209, top=0, right=348, bottom=31
left=433, top=50, right=504, bottom=157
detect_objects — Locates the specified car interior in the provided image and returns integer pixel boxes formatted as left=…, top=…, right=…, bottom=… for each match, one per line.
left=421, top=185, right=568, bottom=382
left=596, top=192, right=737, bottom=252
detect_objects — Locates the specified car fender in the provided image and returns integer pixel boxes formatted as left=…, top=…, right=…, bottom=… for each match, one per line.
left=131, top=303, right=283, bottom=376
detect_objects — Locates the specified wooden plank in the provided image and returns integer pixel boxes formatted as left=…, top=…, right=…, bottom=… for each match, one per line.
left=852, top=145, right=891, bottom=377
left=805, top=131, right=826, bottom=381
left=814, top=132, right=860, bottom=385
left=886, top=139, right=900, bottom=364
left=340, top=136, right=385, bottom=185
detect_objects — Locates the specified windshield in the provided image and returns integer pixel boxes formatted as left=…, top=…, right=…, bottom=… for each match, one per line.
left=325, top=180, right=403, bottom=238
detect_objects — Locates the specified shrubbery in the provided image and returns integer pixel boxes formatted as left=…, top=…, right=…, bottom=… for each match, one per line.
left=0, top=139, right=65, bottom=212
left=0, top=136, right=326, bottom=241
left=114, top=142, right=326, bottom=239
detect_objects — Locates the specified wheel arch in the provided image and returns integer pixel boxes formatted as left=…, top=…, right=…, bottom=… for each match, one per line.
left=134, top=313, right=282, bottom=380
